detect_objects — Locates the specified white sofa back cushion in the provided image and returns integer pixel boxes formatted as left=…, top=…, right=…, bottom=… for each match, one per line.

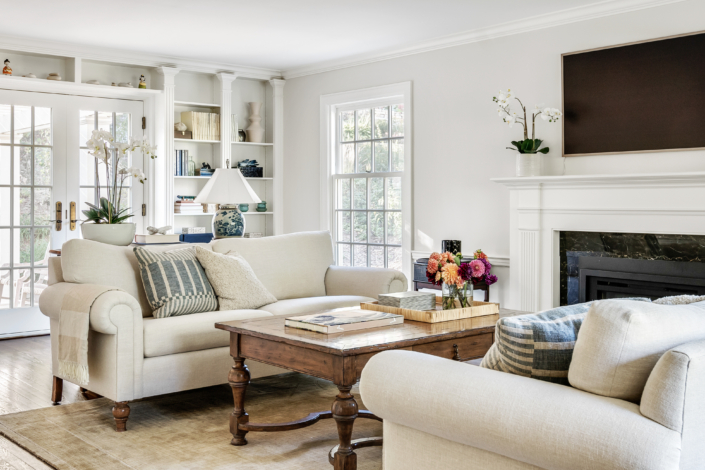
left=61, top=239, right=212, bottom=317
left=568, top=299, right=705, bottom=402
left=211, top=231, right=334, bottom=300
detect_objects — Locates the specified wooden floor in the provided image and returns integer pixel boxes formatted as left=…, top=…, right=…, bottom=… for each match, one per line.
left=0, top=335, right=87, bottom=415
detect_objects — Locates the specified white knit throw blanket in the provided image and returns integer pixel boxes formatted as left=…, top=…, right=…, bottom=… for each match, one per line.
left=58, top=285, right=120, bottom=385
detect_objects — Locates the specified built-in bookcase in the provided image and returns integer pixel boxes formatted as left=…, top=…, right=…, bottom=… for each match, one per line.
left=169, top=72, right=284, bottom=237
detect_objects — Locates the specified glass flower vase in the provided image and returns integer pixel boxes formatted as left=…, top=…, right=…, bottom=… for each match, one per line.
left=456, top=281, right=474, bottom=308
left=441, top=283, right=458, bottom=310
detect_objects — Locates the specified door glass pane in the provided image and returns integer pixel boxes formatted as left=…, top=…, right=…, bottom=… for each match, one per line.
left=33, top=228, right=50, bottom=265
left=14, top=147, right=31, bottom=185
left=13, top=188, right=29, bottom=226
left=34, top=148, right=51, bottom=185
left=0, top=188, right=9, bottom=226
left=97, top=111, right=113, bottom=135
left=115, top=113, right=130, bottom=143
left=0, top=105, right=10, bottom=144
left=34, top=188, right=51, bottom=225
left=0, top=270, right=9, bottom=309
left=80, top=149, right=95, bottom=185
left=34, top=107, right=51, bottom=145
left=14, top=106, right=31, bottom=144
left=14, top=227, right=30, bottom=264
left=0, top=229, right=9, bottom=266
left=79, top=110, right=94, bottom=144
left=353, top=244, right=367, bottom=267
left=0, top=147, right=9, bottom=185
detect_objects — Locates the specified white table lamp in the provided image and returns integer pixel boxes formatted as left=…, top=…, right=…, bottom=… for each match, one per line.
left=194, top=169, right=261, bottom=238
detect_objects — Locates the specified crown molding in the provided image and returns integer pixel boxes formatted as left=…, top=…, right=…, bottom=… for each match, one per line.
left=0, top=34, right=283, bottom=81
left=282, top=0, right=686, bottom=79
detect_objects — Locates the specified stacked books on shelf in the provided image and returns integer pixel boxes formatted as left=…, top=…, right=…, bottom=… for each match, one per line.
left=174, top=150, right=195, bottom=176
left=285, top=308, right=404, bottom=334
left=180, top=112, right=220, bottom=141
left=174, top=196, right=206, bottom=214
left=200, top=166, right=214, bottom=177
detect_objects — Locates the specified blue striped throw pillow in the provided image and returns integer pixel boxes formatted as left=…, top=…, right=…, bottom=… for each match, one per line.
left=134, top=247, right=218, bottom=318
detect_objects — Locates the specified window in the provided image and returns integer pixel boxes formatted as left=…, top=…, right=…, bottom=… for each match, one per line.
left=0, top=104, right=52, bottom=308
left=322, top=82, right=411, bottom=278
left=78, top=110, right=132, bottom=220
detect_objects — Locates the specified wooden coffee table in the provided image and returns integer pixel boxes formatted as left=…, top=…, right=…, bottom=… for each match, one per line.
left=216, top=307, right=522, bottom=470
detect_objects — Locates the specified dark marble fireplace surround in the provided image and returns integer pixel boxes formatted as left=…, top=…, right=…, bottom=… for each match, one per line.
left=560, top=232, right=705, bottom=306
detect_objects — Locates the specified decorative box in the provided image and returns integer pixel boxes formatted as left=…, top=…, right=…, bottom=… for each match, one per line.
left=378, top=291, right=436, bottom=310
left=239, top=166, right=263, bottom=178
left=174, top=130, right=192, bottom=139
left=361, top=298, right=500, bottom=323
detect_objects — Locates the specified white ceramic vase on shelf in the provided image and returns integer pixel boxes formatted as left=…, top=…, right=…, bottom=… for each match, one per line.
left=515, top=153, right=541, bottom=177
left=81, top=223, right=136, bottom=246
left=245, top=102, right=265, bottom=143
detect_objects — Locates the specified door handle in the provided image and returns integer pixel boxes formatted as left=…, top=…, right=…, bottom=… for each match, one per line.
left=49, top=202, right=62, bottom=231
left=69, top=201, right=78, bottom=231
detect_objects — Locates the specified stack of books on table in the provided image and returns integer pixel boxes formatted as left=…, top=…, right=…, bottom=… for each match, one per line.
left=285, top=308, right=403, bottom=334
left=134, top=234, right=182, bottom=245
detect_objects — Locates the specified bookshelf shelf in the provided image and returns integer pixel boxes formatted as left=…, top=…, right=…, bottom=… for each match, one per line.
left=231, top=142, right=274, bottom=147
left=175, top=138, right=221, bottom=144
left=174, top=101, right=221, bottom=107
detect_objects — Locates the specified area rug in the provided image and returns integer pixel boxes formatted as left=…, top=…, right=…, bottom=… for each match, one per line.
left=0, top=372, right=382, bottom=470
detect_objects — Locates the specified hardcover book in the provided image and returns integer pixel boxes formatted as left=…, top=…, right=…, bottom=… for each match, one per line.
left=378, top=291, right=436, bottom=310
left=134, top=234, right=181, bottom=244
left=285, top=308, right=403, bottom=334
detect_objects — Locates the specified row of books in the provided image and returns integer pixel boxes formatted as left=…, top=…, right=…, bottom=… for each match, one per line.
left=181, top=111, right=220, bottom=141
left=174, top=150, right=194, bottom=176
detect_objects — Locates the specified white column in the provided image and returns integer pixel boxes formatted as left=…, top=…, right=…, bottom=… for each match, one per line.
left=216, top=73, right=237, bottom=169
left=155, top=66, right=180, bottom=230
left=269, top=79, right=285, bottom=235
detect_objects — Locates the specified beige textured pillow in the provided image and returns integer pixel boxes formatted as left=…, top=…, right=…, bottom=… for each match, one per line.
left=195, top=246, right=277, bottom=310
left=568, top=299, right=705, bottom=402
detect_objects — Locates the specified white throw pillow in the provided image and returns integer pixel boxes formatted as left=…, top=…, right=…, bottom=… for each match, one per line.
left=195, top=246, right=277, bottom=310
left=568, top=299, right=705, bottom=402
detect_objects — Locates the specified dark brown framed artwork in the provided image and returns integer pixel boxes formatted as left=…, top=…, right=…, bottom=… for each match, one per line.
left=562, top=31, right=705, bottom=157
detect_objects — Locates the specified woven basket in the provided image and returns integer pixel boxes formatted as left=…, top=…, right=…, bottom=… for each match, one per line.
left=360, top=297, right=499, bottom=323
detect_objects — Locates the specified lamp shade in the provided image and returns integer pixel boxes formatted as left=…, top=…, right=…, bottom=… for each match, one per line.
left=194, top=169, right=261, bottom=204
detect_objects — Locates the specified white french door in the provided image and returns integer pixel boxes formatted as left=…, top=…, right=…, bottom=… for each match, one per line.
left=0, top=90, right=144, bottom=337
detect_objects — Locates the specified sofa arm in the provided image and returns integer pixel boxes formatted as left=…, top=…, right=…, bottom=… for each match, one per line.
left=360, top=350, right=680, bottom=470
left=324, top=265, right=407, bottom=299
left=39, top=282, right=142, bottom=335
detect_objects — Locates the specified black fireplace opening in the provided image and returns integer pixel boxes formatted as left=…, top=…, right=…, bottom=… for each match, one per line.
left=560, top=232, right=705, bottom=305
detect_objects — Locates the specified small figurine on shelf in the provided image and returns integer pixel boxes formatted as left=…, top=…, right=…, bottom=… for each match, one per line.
left=237, top=129, right=246, bottom=142
left=3, top=59, right=12, bottom=76
left=139, top=75, right=147, bottom=89
left=200, top=163, right=214, bottom=177
left=256, top=201, right=267, bottom=212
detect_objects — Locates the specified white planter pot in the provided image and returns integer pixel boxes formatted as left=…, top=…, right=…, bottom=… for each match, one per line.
left=81, top=223, right=136, bottom=246
left=515, top=153, right=541, bottom=177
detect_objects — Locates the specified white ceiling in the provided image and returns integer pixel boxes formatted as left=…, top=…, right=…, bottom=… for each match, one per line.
left=0, top=0, right=671, bottom=74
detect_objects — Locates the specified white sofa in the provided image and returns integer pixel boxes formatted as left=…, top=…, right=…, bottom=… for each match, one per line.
left=39, top=231, right=407, bottom=430
left=360, top=300, right=705, bottom=470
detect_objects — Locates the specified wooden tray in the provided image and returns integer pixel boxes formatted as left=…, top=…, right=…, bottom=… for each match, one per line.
left=361, top=297, right=499, bottom=323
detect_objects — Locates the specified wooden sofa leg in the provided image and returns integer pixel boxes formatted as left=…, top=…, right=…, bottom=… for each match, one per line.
left=112, top=402, right=130, bottom=432
left=51, top=377, right=63, bottom=405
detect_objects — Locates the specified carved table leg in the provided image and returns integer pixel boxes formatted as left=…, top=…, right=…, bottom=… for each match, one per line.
left=51, top=377, right=63, bottom=405
left=112, top=402, right=130, bottom=432
left=332, top=385, right=359, bottom=470
left=229, top=357, right=250, bottom=446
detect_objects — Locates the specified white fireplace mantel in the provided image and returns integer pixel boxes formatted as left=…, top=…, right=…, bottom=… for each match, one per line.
left=492, top=172, right=705, bottom=312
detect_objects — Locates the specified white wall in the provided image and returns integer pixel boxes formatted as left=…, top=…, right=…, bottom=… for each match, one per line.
left=282, top=0, right=705, bottom=304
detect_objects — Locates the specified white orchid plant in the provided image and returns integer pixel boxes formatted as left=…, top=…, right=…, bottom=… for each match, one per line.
left=493, top=89, right=562, bottom=154
left=84, top=129, right=157, bottom=224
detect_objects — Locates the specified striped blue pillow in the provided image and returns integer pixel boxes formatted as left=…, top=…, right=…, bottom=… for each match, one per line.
left=134, top=247, right=218, bottom=318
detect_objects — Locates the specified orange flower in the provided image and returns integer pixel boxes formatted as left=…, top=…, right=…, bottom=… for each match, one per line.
left=430, top=252, right=442, bottom=262
left=441, top=263, right=460, bottom=285
left=427, top=258, right=439, bottom=274
left=474, top=249, right=487, bottom=260
left=435, top=272, right=442, bottom=282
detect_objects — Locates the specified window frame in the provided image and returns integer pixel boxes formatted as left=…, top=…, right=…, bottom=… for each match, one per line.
left=320, top=82, right=412, bottom=282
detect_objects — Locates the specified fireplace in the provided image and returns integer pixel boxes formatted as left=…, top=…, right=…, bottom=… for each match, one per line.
left=562, top=232, right=705, bottom=305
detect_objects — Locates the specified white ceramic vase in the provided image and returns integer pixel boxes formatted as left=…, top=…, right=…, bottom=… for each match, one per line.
left=515, top=153, right=541, bottom=177
left=81, top=223, right=136, bottom=246
left=246, top=102, right=265, bottom=143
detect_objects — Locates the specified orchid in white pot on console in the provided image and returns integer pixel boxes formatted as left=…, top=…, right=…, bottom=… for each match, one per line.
left=493, top=89, right=561, bottom=177
left=81, top=130, right=157, bottom=245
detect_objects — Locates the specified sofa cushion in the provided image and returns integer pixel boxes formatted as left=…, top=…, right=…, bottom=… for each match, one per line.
left=61, top=239, right=212, bottom=317
left=568, top=299, right=705, bottom=402
left=134, top=247, right=218, bottom=318
left=143, top=309, right=273, bottom=358
left=195, top=247, right=277, bottom=310
left=259, top=295, right=375, bottom=316
left=211, top=231, right=334, bottom=300
left=481, top=303, right=591, bottom=386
